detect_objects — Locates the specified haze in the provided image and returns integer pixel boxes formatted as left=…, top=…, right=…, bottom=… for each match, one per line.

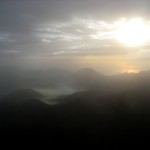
left=2, top=1, right=150, bottom=143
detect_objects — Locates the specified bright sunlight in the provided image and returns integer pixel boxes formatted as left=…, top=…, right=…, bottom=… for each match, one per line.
left=114, top=18, right=150, bottom=47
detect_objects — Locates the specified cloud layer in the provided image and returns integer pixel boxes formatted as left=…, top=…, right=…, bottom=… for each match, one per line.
left=1, top=0, right=150, bottom=73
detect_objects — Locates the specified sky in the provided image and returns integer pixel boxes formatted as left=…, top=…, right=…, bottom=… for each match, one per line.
left=1, top=0, right=150, bottom=74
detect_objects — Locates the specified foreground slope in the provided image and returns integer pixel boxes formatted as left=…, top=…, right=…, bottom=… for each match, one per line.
left=1, top=88, right=150, bottom=140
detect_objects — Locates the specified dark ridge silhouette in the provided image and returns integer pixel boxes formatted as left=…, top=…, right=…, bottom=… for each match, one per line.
left=0, top=88, right=46, bottom=104
left=1, top=88, right=45, bottom=99
left=1, top=69, right=150, bottom=142
left=1, top=87, right=150, bottom=142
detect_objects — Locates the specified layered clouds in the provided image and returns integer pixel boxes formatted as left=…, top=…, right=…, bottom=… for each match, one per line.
left=1, top=0, right=150, bottom=73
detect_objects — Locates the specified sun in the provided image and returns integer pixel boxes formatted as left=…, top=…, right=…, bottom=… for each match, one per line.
left=114, top=18, right=149, bottom=47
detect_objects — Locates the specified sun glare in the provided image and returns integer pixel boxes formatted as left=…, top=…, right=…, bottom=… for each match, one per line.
left=122, top=64, right=139, bottom=73
left=122, top=69, right=139, bottom=73
left=114, top=18, right=150, bottom=47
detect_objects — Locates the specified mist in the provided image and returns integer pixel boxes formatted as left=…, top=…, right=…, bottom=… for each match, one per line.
left=1, top=0, right=150, bottom=144
left=1, top=65, right=150, bottom=100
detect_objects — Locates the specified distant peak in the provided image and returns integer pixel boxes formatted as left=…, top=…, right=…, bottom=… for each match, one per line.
left=2, top=88, right=46, bottom=102
left=76, top=68, right=104, bottom=77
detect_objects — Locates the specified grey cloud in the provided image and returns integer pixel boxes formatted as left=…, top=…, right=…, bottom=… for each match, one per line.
left=1, top=0, right=149, bottom=34
left=0, top=0, right=150, bottom=68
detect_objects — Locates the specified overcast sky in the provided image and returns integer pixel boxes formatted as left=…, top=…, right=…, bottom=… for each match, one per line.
left=1, top=0, right=150, bottom=74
